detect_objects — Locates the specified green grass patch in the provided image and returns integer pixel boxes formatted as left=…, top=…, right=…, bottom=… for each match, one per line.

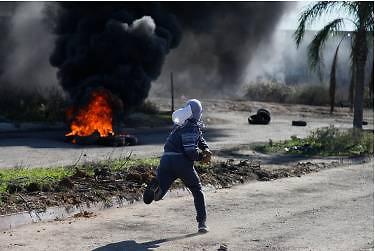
left=0, top=157, right=160, bottom=198
left=97, top=157, right=160, bottom=171
left=254, top=126, right=374, bottom=157
left=0, top=166, right=75, bottom=195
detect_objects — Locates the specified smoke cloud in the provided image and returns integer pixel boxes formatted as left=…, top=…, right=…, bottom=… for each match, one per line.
left=49, top=3, right=182, bottom=109
left=152, top=2, right=291, bottom=97
left=0, top=3, right=295, bottom=107
left=0, top=2, right=60, bottom=95
left=51, top=3, right=292, bottom=105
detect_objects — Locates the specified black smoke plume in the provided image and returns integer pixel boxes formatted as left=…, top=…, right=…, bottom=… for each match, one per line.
left=50, top=2, right=289, bottom=107
left=50, top=3, right=182, bottom=109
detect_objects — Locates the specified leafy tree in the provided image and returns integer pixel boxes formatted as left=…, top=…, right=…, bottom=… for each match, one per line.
left=295, top=1, right=374, bottom=128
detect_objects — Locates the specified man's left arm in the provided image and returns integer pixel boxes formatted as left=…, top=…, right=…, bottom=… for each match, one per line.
left=197, top=130, right=211, bottom=164
left=197, top=129, right=209, bottom=151
left=198, top=136, right=209, bottom=151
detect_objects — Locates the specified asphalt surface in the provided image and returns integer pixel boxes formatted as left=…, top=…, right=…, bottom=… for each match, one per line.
left=0, top=109, right=364, bottom=168
left=0, top=162, right=372, bottom=250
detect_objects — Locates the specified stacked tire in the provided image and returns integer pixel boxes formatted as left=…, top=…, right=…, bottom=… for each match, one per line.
left=248, top=109, right=271, bottom=125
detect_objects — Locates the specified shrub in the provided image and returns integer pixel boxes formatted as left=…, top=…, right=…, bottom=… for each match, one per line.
left=0, top=85, right=66, bottom=122
left=255, top=126, right=374, bottom=157
left=307, top=126, right=373, bottom=156
left=245, top=81, right=293, bottom=103
left=245, top=81, right=330, bottom=106
left=291, top=84, right=330, bottom=106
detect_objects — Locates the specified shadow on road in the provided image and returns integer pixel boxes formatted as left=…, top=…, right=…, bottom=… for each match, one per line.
left=92, top=232, right=201, bottom=251
left=215, top=145, right=327, bottom=165
left=0, top=127, right=229, bottom=149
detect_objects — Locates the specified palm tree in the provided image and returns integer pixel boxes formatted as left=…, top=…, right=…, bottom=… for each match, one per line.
left=294, top=1, right=374, bottom=129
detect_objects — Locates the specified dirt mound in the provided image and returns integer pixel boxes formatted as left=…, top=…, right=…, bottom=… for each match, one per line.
left=0, top=160, right=340, bottom=215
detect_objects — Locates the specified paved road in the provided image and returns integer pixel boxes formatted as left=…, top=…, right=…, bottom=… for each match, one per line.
left=0, top=109, right=362, bottom=168
left=0, top=162, right=372, bottom=250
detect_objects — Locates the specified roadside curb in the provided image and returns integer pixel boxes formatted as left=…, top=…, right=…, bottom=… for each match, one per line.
left=0, top=185, right=216, bottom=231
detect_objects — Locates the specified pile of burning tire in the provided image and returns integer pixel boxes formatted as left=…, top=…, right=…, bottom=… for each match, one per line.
left=65, top=132, right=138, bottom=146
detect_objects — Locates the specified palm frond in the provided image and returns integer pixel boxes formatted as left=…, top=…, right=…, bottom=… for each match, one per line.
left=307, top=18, right=344, bottom=71
left=349, top=2, right=374, bottom=30
left=349, top=33, right=357, bottom=68
left=294, top=1, right=343, bottom=47
left=340, top=2, right=358, bottom=17
left=329, top=38, right=344, bottom=113
left=363, top=2, right=374, bottom=31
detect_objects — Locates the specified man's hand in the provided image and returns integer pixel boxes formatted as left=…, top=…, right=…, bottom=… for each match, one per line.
left=201, top=149, right=212, bottom=164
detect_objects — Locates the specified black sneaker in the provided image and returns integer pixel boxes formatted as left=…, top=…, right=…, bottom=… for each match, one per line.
left=143, top=178, right=159, bottom=204
left=198, top=221, right=209, bottom=233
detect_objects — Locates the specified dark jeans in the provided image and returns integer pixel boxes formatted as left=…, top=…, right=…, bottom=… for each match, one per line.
left=156, top=154, right=207, bottom=223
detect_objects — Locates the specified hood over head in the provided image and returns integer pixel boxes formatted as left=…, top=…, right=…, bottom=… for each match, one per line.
left=186, top=99, right=202, bottom=121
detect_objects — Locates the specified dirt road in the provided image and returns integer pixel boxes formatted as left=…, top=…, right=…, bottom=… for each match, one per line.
left=0, top=162, right=372, bottom=250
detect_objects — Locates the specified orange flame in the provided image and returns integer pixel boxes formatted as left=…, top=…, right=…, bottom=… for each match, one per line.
left=66, top=90, right=114, bottom=137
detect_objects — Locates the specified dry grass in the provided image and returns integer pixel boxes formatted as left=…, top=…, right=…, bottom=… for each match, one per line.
left=0, top=85, right=66, bottom=122
left=245, top=81, right=331, bottom=106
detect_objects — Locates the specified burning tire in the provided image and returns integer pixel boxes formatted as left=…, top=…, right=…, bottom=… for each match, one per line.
left=66, top=133, right=138, bottom=147
left=97, top=134, right=138, bottom=147
left=64, top=88, right=138, bottom=147
left=65, top=132, right=100, bottom=145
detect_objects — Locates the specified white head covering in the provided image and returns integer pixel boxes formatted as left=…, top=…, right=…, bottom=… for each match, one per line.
left=172, top=104, right=193, bottom=126
left=171, top=99, right=203, bottom=126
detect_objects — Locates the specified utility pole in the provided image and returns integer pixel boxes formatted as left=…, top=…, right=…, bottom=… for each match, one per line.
left=170, top=72, right=174, bottom=113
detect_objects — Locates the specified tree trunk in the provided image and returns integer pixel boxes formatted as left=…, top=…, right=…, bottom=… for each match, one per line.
left=349, top=66, right=355, bottom=112
left=369, top=60, right=374, bottom=101
left=353, top=30, right=368, bottom=129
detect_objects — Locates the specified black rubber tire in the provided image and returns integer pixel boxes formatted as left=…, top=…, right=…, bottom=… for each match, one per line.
left=248, top=109, right=271, bottom=125
left=125, top=135, right=138, bottom=146
left=248, top=117, right=270, bottom=125
left=257, top=108, right=270, bottom=117
left=292, top=120, right=307, bottom=126
left=257, top=109, right=271, bottom=124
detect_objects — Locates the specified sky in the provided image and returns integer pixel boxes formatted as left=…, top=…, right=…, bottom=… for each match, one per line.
left=278, top=1, right=357, bottom=31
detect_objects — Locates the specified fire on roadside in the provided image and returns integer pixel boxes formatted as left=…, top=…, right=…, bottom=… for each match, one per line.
left=65, top=89, right=114, bottom=138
